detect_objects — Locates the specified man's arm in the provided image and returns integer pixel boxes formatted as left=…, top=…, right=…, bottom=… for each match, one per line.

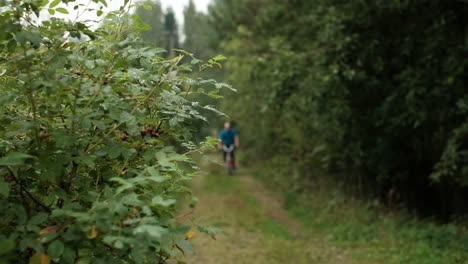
left=234, top=135, right=240, bottom=148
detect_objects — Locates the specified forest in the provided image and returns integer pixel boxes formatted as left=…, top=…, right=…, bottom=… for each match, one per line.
left=206, top=0, right=468, bottom=219
left=1, top=0, right=468, bottom=263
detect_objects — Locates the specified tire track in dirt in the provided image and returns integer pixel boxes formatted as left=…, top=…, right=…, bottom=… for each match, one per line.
left=172, top=163, right=367, bottom=264
left=237, top=176, right=303, bottom=236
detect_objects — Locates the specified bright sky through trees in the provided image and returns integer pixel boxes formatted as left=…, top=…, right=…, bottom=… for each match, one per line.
left=160, top=0, right=212, bottom=19
left=39, top=0, right=211, bottom=29
left=86, top=0, right=212, bottom=25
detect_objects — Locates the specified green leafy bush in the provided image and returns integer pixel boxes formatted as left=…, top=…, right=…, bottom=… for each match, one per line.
left=0, top=1, right=229, bottom=263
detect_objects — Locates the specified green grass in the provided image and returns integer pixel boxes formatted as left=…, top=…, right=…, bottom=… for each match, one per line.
left=202, top=170, right=238, bottom=193
left=252, top=157, right=468, bottom=264
left=302, top=195, right=468, bottom=263
left=259, top=219, right=292, bottom=240
left=188, top=152, right=468, bottom=263
left=183, top=153, right=377, bottom=263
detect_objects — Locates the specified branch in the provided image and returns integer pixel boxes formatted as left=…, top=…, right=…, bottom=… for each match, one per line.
left=57, top=161, right=79, bottom=208
left=18, top=185, right=31, bottom=217
left=7, top=168, right=51, bottom=213
left=65, top=161, right=79, bottom=192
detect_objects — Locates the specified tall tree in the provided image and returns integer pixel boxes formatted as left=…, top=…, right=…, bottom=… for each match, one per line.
left=183, top=0, right=197, bottom=53
left=134, top=0, right=166, bottom=48
left=164, top=8, right=179, bottom=57
left=183, top=0, right=217, bottom=59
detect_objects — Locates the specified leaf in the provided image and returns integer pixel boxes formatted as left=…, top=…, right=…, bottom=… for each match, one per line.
left=0, top=180, right=10, bottom=197
left=98, top=0, right=108, bottom=7
left=39, top=226, right=60, bottom=235
left=214, top=82, right=236, bottom=91
left=191, top=58, right=201, bottom=65
left=203, top=105, right=227, bottom=117
left=0, top=152, right=35, bottom=166
left=212, top=55, right=227, bottom=62
left=28, top=212, right=49, bottom=226
left=197, top=225, right=222, bottom=239
left=55, top=7, right=69, bottom=14
left=173, top=49, right=192, bottom=56
left=114, top=240, right=124, bottom=249
left=61, top=247, right=76, bottom=264
left=175, top=239, right=193, bottom=255
left=40, top=0, right=50, bottom=8
left=49, top=0, right=61, bottom=8
left=0, top=239, right=15, bottom=255
left=29, top=253, right=50, bottom=264
left=155, top=152, right=174, bottom=168
left=121, top=193, right=141, bottom=206
left=107, top=145, right=122, bottom=159
left=152, top=196, right=176, bottom=207
left=47, top=240, right=64, bottom=259
left=119, top=111, right=134, bottom=123
left=146, top=167, right=167, bottom=182
left=133, top=225, right=166, bottom=239
left=86, top=225, right=98, bottom=239
left=189, top=196, right=199, bottom=208
left=39, top=226, right=60, bottom=243
left=110, top=177, right=133, bottom=194
left=207, top=90, right=223, bottom=99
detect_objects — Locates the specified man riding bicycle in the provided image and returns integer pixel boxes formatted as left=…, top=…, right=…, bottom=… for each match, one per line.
left=218, top=121, right=239, bottom=170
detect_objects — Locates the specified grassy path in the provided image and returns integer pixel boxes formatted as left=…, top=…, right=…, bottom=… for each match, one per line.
left=177, top=161, right=367, bottom=264
left=171, top=156, right=468, bottom=264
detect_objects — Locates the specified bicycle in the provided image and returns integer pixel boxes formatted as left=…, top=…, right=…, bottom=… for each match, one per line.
left=222, top=144, right=235, bottom=175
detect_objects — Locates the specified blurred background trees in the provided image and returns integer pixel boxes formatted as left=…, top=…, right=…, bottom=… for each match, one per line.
left=134, top=2, right=180, bottom=57
left=135, top=0, right=468, bottom=220
left=134, top=0, right=166, bottom=48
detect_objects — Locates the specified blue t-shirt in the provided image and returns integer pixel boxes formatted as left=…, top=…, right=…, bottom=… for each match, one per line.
left=219, top=129, right=238, bottom=146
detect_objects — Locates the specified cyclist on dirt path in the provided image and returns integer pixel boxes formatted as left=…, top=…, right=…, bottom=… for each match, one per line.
left=218, top=121, right=240, bottom=169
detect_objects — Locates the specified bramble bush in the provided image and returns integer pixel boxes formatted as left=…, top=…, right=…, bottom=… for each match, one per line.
left=0, top=0, right=231, bottom=263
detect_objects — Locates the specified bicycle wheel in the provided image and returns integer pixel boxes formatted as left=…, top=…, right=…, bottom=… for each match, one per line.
left=226, top=153, right=234, bottom=175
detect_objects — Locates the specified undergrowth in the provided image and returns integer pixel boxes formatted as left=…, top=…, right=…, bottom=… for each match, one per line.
left=250, top=154, right=468, bottom=264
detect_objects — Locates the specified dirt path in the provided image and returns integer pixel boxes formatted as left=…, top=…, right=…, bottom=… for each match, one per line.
left=176, top=163, right=361, bottom=264
left=237, top=176, right=303, bottom=235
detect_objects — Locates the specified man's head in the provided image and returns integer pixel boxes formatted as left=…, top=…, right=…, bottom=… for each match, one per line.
left=224, top=121, right=231, bottom=130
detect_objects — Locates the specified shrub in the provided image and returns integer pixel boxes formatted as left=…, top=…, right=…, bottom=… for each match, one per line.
left=0, top=1, right=229, bottom=263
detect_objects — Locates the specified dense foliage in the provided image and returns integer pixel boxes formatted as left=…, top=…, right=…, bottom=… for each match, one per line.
left=0, top=0, right=229, bottom=263
left=207, top=0, right=468, bottom=218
